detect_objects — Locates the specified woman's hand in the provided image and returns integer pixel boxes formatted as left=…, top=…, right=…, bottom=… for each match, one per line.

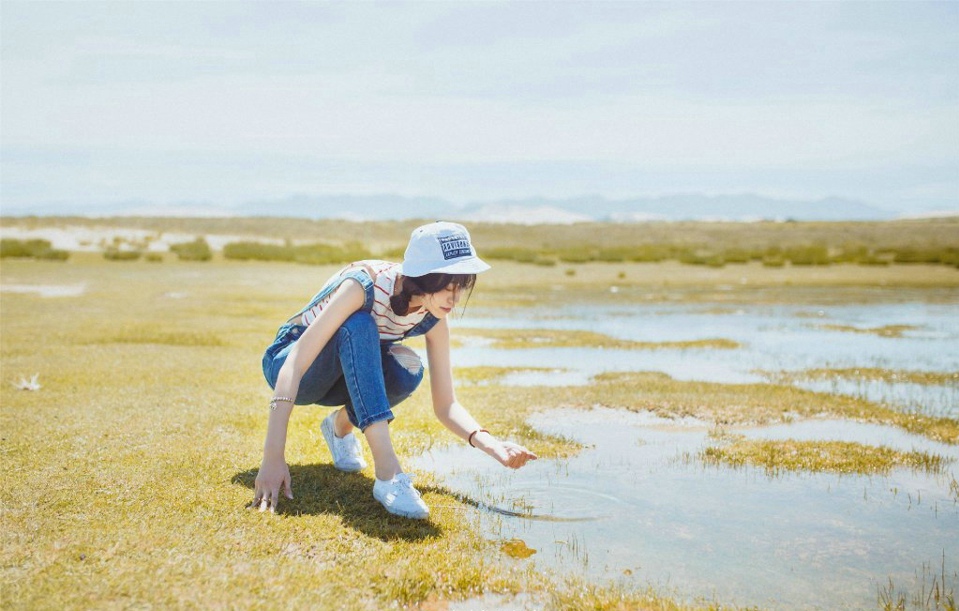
left=251, top=455, right=293, bottom=513
left=481, top=436, right=538, bottom=469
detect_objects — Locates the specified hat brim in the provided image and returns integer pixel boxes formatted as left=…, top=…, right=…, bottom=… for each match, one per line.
left=398, top=257, right=491, bottom=278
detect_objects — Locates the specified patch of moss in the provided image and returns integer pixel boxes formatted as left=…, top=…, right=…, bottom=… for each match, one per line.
left=580, top=371, right=959, bottom=444
left=764, top=367, right=959, bottom=386
left=818, top=323, right=920, bottom=338
left=546, top=577, right=717, bottom=611
left=453, top=366, right=567, bottom=385
left=701, top=439, right=951, bottom=475
left=455, top=328, right=740, bottom=350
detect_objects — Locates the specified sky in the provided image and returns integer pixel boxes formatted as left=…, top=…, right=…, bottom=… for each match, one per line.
left=1, top=1, right=957, bottom=217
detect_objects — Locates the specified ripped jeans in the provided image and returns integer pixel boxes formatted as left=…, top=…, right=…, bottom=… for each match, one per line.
left=261, top=312, right=424, bottom=430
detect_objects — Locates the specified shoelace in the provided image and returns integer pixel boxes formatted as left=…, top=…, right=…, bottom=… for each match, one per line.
left=334, top=434, right=358, bottom=452
left=397, top=475, right=421, bottom=497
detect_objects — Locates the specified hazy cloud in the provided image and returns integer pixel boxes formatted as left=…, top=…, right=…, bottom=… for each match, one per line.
left=1, top=1, right=956, bottom=215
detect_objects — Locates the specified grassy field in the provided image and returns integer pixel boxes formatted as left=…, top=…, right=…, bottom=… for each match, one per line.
left=2, top=220, right=958, bottom=609
left=3, top=215, right=959, bottom=268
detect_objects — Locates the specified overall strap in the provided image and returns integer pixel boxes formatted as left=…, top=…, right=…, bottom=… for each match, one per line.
left=285, top=262, right=379, bottom=326
left=353, top=262, right=378, bottom=284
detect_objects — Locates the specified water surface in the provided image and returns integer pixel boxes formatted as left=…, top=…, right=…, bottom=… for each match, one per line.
left=452, top=301, right=959, bottom=417
left=415, top=407, right=959, bottom=610
left=423, top=297, right=959, bottom=608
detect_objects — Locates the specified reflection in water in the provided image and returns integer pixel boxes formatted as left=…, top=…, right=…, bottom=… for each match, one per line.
left=414, top=408, right=959, bottom=611
left=444, top=486, right=603, bottom=522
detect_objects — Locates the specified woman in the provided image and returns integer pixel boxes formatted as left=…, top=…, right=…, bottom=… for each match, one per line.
left=254, top=221, right=537, bottom=519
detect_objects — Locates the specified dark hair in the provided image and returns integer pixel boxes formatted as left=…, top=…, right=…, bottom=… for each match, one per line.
left=390, top=273, right=477, bottom=316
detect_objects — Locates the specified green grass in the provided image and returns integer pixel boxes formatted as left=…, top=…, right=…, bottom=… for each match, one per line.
left=6, top=215, right=958, bottom=268
left=700, top=439, right=951, bottom=476
left=764, top=368, right=959, bottom=386
left=454, top=328, right=740, bottom=350
left=2, top=252, right=957, bottom=609
left=0, top=238, right=69, bottom=261
left=2, top=257, right=732, bottom=610
left=583, top=371, right=959, bottom=444
left=90, top=326, right=227, bottom=347
left=545, top=577, right=753, bottom=611
left=452, top=366, right=568, bottom=385
left=878, top=554, right=958, bottom=611
left=223, top=240, right=372, bottom=265
left=170, top=237, right=213, bottom=261
left=102, top=247, right=143, bottom=261
left=818, top=323, right=921, bottom=338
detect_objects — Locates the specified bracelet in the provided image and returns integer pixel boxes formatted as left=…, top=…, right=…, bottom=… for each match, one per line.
left=468, top=428, right=489, bottom=448
left=269, top=396, right=295, bottom=410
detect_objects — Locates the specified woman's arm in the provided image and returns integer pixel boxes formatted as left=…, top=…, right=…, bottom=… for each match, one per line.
left=253, top=280, right=365, bottom=511
left=425, top=319, right=537, bottom=469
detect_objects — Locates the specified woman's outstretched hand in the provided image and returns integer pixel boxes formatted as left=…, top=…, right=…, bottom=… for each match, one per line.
left=483, top=437, right=538, bottom=469
left=251, top=456, right=293, bottom=513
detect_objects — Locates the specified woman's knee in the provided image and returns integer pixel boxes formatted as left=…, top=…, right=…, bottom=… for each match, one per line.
left=335, top=312, right=380, bottom=352
left=338, top=311, right=378, bottom=337
left=384, top=344, right=424, bottom=403
left=388, top=344, right=423, bottom=377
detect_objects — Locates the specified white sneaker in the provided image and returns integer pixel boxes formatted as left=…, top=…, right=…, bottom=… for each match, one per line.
left=321, top=411, right=367, bottom=472
left=372, top=473, right=430, bottom=519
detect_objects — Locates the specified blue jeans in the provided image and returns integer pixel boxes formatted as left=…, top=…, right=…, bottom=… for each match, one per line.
left=262, top=312, right=424, bottom=430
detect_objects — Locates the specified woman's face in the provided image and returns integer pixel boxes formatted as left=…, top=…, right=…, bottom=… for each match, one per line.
left=421, top=283, right=463, bottom=319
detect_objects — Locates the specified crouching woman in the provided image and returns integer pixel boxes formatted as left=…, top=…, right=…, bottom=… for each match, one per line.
left=253, top=221, right=537, bottom=519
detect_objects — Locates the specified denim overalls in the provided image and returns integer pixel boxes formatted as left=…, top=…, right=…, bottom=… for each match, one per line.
left=261, top=266, right=439, bottom=430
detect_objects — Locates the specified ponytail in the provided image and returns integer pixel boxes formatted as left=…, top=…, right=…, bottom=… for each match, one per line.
left=390, top=282, right=415, bottom=316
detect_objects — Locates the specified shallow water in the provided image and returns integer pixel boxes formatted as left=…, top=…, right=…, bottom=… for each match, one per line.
left=796, top=379, right=958, bottom=420
left=452, top=300, right=959, bottom=417
left=423, top=296, right=959, bottom=607
left=415, top=407, right=959, bottom=610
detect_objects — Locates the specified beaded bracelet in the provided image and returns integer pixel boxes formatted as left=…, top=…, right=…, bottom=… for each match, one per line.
left=270, top=396, right=295, bottom=411
left=468, top=428, right=489, bottom=448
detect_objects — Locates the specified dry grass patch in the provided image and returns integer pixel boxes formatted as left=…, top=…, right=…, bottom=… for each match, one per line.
left=452, top=366, right=567, bottom=385
left=765, top=368, right=959, bottom=386
left=700, top=439, right=951, bottom=476
left=818, top=323, right=921, bottom=338
left=3, top=253, right=956, bottom=610
left=454, top=328, right=740, bottom=351
left=547, top=371, right=959, bottom=444
left=545, top=577, right=741, bottom=611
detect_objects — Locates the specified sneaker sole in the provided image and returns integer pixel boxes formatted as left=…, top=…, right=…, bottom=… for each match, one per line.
left=321, top=416, right=366, bottom=473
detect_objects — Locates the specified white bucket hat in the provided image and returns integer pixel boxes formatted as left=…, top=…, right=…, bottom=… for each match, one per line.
left=399, top=221, right=491, bottom=278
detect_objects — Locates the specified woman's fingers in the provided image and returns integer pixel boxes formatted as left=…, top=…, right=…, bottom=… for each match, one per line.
left=251, top=463, right=293, bottom=512
left=499, top=443, right=537, bottom=469
left=251, top=486, right=284, bottom=512
left=250, top=487, right=263, bottom=509
left=255, top=494, right=280, bottom=513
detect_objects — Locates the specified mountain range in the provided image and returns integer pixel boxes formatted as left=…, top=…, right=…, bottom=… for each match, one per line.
left=11, top=193, right=948, bottom=223
left=227, top=193, right=895, bottom=223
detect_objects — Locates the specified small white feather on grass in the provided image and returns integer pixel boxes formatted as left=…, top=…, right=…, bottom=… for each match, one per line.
left=13, top=373, right=41, bottom=391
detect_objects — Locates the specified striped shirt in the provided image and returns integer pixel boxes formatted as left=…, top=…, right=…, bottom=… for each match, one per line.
left=299, top=260, right=427, bottom=342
